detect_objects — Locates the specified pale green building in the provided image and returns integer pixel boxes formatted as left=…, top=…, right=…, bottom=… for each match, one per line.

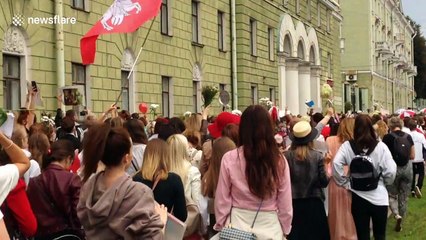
left=0, top=0, right=343, bottom=117
left=340, top=0, right=416, bottom=113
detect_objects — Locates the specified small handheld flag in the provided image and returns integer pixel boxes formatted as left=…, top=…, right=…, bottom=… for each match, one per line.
left=305, top=100, right=315, bottom=108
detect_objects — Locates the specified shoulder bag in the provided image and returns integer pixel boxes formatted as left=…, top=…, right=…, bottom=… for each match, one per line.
left=218, top=200, right=263, bottom=240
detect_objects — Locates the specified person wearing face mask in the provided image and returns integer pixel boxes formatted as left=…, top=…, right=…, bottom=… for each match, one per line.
left=27, top=140, right=84, bottom=239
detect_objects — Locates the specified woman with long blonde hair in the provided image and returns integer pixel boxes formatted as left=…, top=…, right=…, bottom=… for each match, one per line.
left=133, top=139, right=187, bottom=222
left=326, top=118, right=357, bottom=240
left=167, top=134, right=201, bottom=204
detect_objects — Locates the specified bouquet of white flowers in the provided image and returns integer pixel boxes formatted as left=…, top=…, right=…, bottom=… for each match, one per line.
left=202, top=85, right=219, bottom=107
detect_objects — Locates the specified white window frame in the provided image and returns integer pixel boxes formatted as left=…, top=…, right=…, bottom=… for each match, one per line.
left=250, top=18, right=257, bottom=57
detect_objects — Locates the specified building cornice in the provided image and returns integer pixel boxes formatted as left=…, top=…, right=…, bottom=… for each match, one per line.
left=385, top=0, right=414, bottom=34
left=320, top=0, right=341, bottom=13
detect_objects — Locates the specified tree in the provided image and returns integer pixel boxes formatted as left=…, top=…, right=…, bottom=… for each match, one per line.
left=408, top=17, right=426, bottom=98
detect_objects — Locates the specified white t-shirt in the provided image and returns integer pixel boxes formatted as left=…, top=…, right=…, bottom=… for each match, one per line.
left=0, top=164, right=20, bottom=205
left=23, top=160, right=41, bottom=186
left=409, top=130, right=426, bottom=162
left=126, top=144, right=146, bottom=176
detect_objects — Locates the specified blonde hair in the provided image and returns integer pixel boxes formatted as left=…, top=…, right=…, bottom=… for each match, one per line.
left=337, top=118, right=355, bottom=143
left=184, top=114, right=202, bottom=133
left=167, top=134, right=191, bottom=185
left=376, top=120, right=388, bottom=140
left=140, top=139, right=169, bottom=181
left=291, top=142, right=313, bottom=160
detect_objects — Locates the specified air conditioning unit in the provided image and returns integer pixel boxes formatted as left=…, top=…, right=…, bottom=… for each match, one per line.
left=346, top=73, right=357, bottom=81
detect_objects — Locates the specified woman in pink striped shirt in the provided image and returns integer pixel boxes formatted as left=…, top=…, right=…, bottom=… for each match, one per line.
left=214, top=105, right=293, bottom=239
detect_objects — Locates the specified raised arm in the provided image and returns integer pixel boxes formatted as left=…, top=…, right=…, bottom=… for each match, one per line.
left=0, top=132, right=29, bottom=177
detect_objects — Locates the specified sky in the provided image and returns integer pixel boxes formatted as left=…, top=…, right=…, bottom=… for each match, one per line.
left=402, top=0, right=426, bottom=35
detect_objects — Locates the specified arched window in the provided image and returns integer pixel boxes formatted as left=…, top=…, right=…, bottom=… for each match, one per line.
left=2, top=26, right=29, bottom=110
left=284, top=35, right=292, bottom=56
left=297, top=41, right=304, bottom=60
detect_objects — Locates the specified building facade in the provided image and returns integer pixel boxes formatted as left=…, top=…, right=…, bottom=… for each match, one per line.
left=341, top=0, right=416, bottom=113
left=1, top=0, right=342, bottom=117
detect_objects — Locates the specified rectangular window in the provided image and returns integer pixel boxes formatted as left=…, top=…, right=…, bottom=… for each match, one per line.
left=71, top=63, right=87, bottom=103
left=327, top=52, right=332, bottom=78
left=317, top=3, right=321, bottom=27
left=2, top=55, right=21, bottom=110
left=192, top=1, right=200, bottom=43
left=308, top=0, right=312, bottom=21
left=161, top=0, right=170, bottom=35
left=162, top=76, right=171, bottom=117
left=250, top=18, right=257, bottom=56
left=268, top=27, right=275, bottom=61
left=72, top=0, right=85, bottom=10
left=121, top=71, right=130, bottom=111
left=193, top=81, right=200, bottom=113
left=327, top=10, right=331, bottom=32
left=218, top=11, right=225, bottom=51
left=269, top=87, right=275, bottom=104
left=296, top=0, right=300, bottom=14
left=251, top=84, right=258, bottom=105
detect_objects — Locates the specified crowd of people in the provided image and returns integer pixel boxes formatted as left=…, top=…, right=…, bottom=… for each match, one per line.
left=0, top=91, right=425, bottom=240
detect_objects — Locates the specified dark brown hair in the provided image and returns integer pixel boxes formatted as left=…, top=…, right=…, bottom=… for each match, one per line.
left=239, top=105, right=283, bottom=199
left=82, top=123, right=132, bottom=182
left=124, top=119, right=148, bottom=144
left=202, top=137, right=236, bottom=198
left=61, top=117, right=75, bottom=133
left=42, top=140, right=74, bottom=170
left=353, top=115, right=378, bottom=151
left=29, top=123, right=54, bottom=141
left=221, top=123, right=239, bottom=146
left=17, top=109, right=29, bottom=125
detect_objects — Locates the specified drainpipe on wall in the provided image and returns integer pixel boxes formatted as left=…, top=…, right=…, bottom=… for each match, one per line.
left=230, top=0, right=238, bottom=110
left=55, top=0, right=65, bottom=109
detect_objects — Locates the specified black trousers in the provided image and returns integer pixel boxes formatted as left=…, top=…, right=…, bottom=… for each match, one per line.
left=351, top=193, right=387, bottom=240
left=412, top=162, right=425, bottom=190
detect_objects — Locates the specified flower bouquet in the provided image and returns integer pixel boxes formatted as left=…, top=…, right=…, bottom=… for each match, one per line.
left=259, top=97, right=273, bottom=110
left=150, top=104, right=159, bottom=118
left=201, top=85, right=219, bottom=107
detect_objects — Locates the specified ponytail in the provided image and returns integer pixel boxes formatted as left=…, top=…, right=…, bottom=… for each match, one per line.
left=82, top=123, right=111, bottom=182
left=42, top=140, right=74, bottom=170
left=82, top=123, right=132, bottom=182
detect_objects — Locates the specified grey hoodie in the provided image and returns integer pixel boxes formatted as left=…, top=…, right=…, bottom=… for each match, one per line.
left=77, top=172, right=164, bottom=239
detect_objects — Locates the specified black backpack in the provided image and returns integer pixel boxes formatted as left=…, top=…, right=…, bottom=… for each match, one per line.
left=349, top=141, right=380, bottom=191
left=390, top=132, right=411, bottom=166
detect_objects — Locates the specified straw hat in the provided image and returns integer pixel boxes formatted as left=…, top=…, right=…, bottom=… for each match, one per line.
left=289, top=121, right=318, bottom=144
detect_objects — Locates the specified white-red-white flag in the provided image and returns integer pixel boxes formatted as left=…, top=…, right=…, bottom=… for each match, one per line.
left=81, top=0, right=161, bottom=65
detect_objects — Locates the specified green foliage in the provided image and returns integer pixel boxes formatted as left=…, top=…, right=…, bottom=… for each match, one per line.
left=408, top=17, right=426, bottom=98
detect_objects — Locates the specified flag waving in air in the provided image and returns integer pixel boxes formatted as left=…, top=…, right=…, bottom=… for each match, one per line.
left=80, top=0, right=161, bottom=65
